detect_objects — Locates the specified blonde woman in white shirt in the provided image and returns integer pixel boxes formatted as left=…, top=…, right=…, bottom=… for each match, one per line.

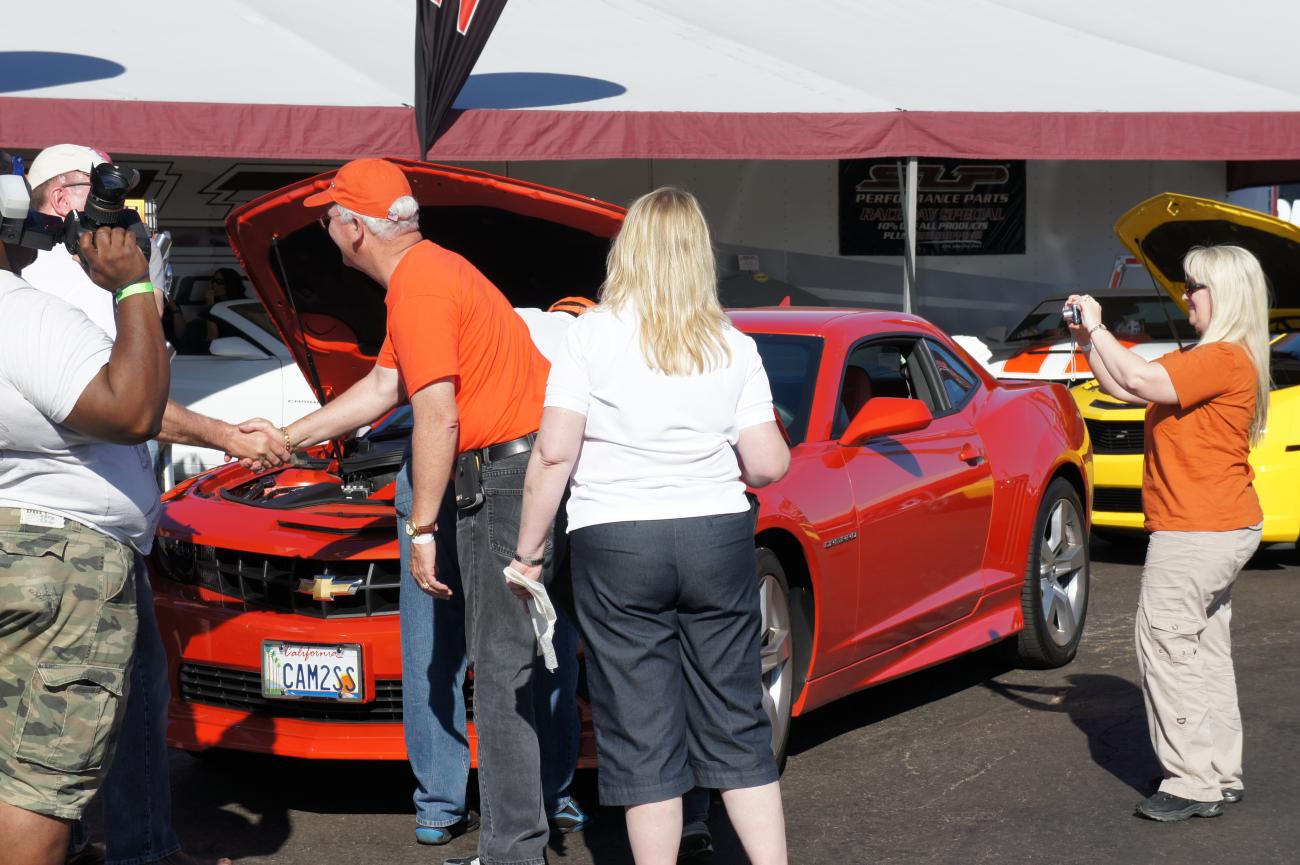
left=510, top=187, right=790, bottom=865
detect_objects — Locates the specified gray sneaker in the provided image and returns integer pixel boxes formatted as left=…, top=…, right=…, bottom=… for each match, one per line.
left=1221, top=787, right=1244, bottom=804
left=1136, top=791, right=1224, bottom=822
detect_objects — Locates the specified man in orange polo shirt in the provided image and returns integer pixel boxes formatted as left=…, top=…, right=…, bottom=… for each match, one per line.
left=250, top=159, right=567, bottom=865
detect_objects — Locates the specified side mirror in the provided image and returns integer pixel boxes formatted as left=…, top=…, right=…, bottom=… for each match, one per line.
left=984, top=324, right=1008, bottom=342
left=838, top=397, right=932, bottom=447
left=208, top=336, right=269, bottom=360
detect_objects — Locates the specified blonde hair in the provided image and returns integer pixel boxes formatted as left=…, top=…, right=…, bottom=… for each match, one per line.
left=1184, top=245, right=1271, bottom=445
left=599, top=187, right=731, bottom=375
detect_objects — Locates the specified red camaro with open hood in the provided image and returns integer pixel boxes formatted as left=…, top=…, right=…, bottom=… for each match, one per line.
left=151, top=159, right=1092, bottom=766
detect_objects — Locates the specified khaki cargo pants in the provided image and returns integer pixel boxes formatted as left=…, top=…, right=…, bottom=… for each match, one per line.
left=1137, top=525, right=1260, bottom=803
left=0, top=507, right=137, bottom=820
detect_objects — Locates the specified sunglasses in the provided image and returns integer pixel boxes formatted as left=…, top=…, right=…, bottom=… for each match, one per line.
left=1185, top=278, right=1210, bottom=294
left=317, top=211, right=333, bottom=230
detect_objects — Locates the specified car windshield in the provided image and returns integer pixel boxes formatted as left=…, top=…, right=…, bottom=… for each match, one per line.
left=226, top=300, right=281, bottom=343
left=1271, top=332, right=1300, bottom=388
left=361, top=334, right=825, bottom=447
left=1006, top=296, right=1193, bottom=343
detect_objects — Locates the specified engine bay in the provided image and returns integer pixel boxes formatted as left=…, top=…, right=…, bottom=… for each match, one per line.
left=218, top=436, right=406, bottom=510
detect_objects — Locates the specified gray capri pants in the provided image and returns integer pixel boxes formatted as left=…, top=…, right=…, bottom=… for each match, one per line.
left=569, top=508, right=778, bottom=806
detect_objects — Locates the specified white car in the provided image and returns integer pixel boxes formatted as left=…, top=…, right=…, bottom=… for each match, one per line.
left=956, top=292, right=1192, bottom=385
left=162, top=299, right=319, bottom=486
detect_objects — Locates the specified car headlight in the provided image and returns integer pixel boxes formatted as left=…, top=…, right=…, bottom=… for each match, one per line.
left=154, top=537, right=218, bottom=586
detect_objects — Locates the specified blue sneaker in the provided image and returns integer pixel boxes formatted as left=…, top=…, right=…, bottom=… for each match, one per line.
left=415, top=811, right=480, bottom=846
left=678, top=830, right=715, bottom=860
left=548, top=799, right=590, bottom=834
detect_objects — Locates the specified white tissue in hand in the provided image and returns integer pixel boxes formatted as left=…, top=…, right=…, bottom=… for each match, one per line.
left=503, top=565, right=559, bottom=671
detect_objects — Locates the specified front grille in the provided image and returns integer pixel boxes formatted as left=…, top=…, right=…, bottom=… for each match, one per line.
left=206, top=550, right=399, bottom=618
left=178, top=663, right=474, bottom=722
left=1085, top=419, right=1145, bottom=455
left=1093, top=487, right=1143, bottom=513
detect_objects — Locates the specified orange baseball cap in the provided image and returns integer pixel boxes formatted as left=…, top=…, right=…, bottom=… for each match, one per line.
left=302, top=158, right=412, bottom=219
left=547, top=296, right=597, bottom=316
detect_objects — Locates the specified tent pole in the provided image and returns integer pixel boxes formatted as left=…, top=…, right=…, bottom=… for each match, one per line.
left=901, top=156, right=918, bottom=314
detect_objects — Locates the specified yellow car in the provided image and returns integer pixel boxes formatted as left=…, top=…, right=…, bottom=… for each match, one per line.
left=1076, top=193, right=1300, bottom=544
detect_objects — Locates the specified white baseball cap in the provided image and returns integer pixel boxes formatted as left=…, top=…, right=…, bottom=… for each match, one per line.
left=25, top=144, right=111, bottom=190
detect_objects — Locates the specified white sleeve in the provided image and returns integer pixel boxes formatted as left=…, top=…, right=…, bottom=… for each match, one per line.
left=0, top=290, right=112, bottom=423
left=734, top=338, right=775, bottom=432
left=544, top=319, right=591, bottom=415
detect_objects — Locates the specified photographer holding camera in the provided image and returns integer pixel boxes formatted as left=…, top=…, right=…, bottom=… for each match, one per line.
left=17, top=145, right=243, bottom=865
left=1065, top=244, right=1269, bottom=823
left=0, top=152, right=169, bottom=865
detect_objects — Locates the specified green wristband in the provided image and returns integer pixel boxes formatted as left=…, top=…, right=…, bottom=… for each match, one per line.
left=115, top=282, right=155, bottom=303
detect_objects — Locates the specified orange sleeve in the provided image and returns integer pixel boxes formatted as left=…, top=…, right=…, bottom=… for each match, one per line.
left=1156, top=344, right=1246, bottom=409
left=376, top=334, right=397, bottom=369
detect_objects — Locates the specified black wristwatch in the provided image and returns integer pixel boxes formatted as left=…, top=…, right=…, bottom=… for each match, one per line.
left=515, top=551, right=545, bottom=567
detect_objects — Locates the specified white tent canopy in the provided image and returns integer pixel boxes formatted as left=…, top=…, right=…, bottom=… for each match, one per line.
left=3, top=0, right=1300, bottom=160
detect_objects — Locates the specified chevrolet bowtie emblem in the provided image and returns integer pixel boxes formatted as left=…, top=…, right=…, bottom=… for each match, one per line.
left=297, top=576, right=363, bottom=602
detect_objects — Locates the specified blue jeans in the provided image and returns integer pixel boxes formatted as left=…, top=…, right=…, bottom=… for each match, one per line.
left=396, top=453, right=580, bottom=831
left=71, top=558, right=183, bottom=864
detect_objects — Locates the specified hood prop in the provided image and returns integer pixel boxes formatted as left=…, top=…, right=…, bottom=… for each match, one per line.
left=271, top=234, right=342, bottom=462
left=1131, top=236, right=1186, bottom=352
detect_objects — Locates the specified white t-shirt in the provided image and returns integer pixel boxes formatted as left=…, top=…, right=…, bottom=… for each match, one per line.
left=545, top=305, right=775, bottom=532
left=0, top=272, right=160, bottom=551
left=22, top=236, right=170, bottom=338
left=21, top=246, right=117, bottom=338
left=515, top=307, right=575, bottom=362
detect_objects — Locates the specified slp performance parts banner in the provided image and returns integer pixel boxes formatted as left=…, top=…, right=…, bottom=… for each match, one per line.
left=416, top=0, right=509, bottom=156
left=839, top=158, right=1026, bottom=256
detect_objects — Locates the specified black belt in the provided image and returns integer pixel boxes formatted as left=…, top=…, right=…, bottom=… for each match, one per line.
left=474, top=432, right=536, bottom=464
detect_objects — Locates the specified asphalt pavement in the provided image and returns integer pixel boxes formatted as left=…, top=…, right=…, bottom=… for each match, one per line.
left=150, top=538, right=1300, bottom=865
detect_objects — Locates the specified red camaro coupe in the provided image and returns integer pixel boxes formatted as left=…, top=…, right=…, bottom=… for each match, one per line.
left=151, top=160, right=1093, bottom=765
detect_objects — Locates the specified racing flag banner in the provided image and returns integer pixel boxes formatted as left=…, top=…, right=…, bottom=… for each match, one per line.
left=839, top=158, right=1026, bottom=256
left=416, top=0, right=509, bottom=156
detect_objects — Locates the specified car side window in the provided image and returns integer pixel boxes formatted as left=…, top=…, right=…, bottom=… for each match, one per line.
left=925, top=340, right=980, bottom=411
left=833, top=338, right=939, bottom=438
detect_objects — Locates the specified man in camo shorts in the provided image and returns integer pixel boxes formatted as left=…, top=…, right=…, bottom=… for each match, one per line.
left=0, top=153, right=170, bottom=865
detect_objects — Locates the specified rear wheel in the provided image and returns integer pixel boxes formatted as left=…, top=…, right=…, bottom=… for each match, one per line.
left=756, top=547, right=794, bottom=769
left=1017, top=478, right=1090, bottom=668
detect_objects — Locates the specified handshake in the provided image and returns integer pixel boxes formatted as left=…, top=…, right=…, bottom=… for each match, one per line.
left=221, top=417, right=292, bottom=473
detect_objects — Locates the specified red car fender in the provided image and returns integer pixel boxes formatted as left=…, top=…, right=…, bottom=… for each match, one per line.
left=974, top=381, right=1092, bottom=593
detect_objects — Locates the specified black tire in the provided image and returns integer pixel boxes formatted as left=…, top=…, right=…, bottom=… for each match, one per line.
left=755, top=547, right=795, bottom=771
left=1092, top=527, right=1146, bottom=549
left=1017, top=478, right=1090, bottom=668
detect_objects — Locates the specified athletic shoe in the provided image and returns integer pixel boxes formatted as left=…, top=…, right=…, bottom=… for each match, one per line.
left=415, top=811, right=480, bottom=846
left=1135, top=791, right=1224, bottom=821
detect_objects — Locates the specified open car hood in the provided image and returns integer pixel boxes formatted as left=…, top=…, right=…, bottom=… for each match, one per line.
left=226, top=158, right=625, bottom=402
left=1114, top=193, right=1300, bottom=319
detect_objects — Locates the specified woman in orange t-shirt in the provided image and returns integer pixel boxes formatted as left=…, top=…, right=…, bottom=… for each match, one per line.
left=1065, top=245, right=1270, bottom=823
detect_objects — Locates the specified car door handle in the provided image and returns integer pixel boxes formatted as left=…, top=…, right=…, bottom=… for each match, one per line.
left=958, top=443, right=985, bottom=465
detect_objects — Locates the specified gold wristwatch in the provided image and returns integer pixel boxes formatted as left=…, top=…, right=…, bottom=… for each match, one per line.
left=404, top=519, right=437, bottom=537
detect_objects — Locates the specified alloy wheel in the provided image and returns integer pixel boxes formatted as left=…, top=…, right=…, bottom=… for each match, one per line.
left=758, top=570, right=794, bottom=758
left=1038, top=497, right=1088, bottom=647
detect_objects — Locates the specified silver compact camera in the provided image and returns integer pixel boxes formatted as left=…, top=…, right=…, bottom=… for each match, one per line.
left=1062, top=303, right=1083, bottom=326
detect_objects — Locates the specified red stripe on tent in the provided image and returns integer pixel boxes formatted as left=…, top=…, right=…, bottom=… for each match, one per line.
left=0, top=97, right=419, bottom=160
left=428, top=110, right=1300, bottom=161
left=5, top=97, right=1300, bottom=161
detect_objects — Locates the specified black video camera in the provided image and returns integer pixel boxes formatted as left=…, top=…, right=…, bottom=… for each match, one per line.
left=0, top=162, right=151, bottom=262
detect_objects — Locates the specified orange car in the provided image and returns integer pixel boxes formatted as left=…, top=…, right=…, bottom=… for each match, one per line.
left=152, top=161, right=1093, bottom=766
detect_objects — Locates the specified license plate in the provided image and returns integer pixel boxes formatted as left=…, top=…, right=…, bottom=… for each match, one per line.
left=261, top=641, right=363, bottom=701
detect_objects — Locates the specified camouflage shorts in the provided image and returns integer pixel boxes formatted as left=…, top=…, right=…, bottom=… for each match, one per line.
left=0, top=506, right=137, bottom=820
